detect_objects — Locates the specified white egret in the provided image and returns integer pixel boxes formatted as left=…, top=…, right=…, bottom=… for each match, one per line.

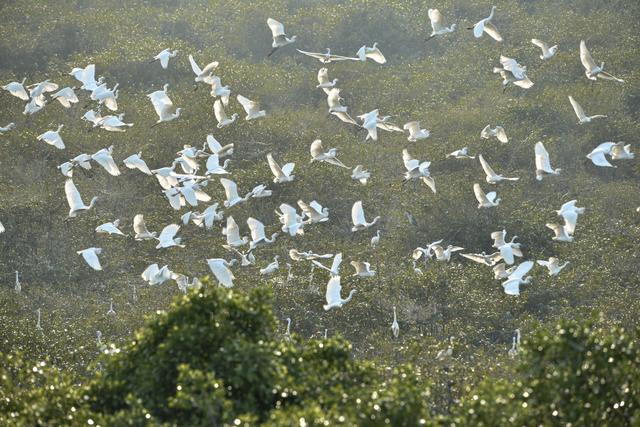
left=531, top=39, right=557, bottom=60
left=267, top=18, right=297, bottom=56
left=351, top=201, right=380, bottom=232
left=391, top=307, right=400, bottom=338
left=502, top=261, right=534, bottom=295
left=289, top=250, right=333, bottom=262
left=580, top=40, right=624, bottom=82
left=2, top=78, right=29, bottom=100
left=534, top=142, right=561, bottom=181
left=90, top=83, right=119, bottom=111
left=57, top=154, right=91, bottom=177
left=23, top=97, right=46, bottom=115
left=222, top=216, right=249, bottom=248
left=296, top=48, right=358, bottom=64
left=491, top=230, right=523, bottom=265
left=312, top=253, right=342, bottom=277
left=326, top=87, right=346, bottom=113
left=96, top=220, right=126, bottom=236
left=123, top=152, right=153, bottom=175
left=403, top=121, right=431, bottom=141
left=610, top=142, right=634, bottom=160
left=28, top=80, right=58, bottom=102
left=188, top=55, right=219, bottom=84
left=260, top=256, right=280, bottom=275
left=36, top=309, right=43, bottom=332
left=351, top=165, right=371, bottom=184
left=220, top=178, right=251, bottom=207
left=317, top=68, right=337, bottom=94
left=276, top=203, right=305, bottom=236
left=267, top=153, right=295, bottom=183
left=568, top=96, right=607, bottom=124
left=250, top=184, right=272, bottom=199
left=481, top=125, right=508, bottom=143
left=557, top=200, right=585, bottom=235
left=436, top=337, right=454, bottom=361
left=237, top=95, right=266, bottom=121
left=461, top=251, right=502, bottom=266
left=37, top=125, right=65, bottom=150
left=537, top=257, right=570, bottom=276
left=133, top=214, right=157, bottom=241
left=479, top=154, right=520, bottom=184
left=309, top=139, right=348, bottom=168
left=446, top=147, right=475, bottom=159
left=205, top=154, right=231, bottom=175
left=468, top=6, right=502, bottom=41
left=148, top=84, right=181, bottom=125
left=205, top=135, right=234, bottom=157
left=82, top=109, right=103, bottom=126
left=359, top=109, right=379, bottom=141
left=213, top=99, right=238, bottom=128
left=65, top=179, right=97, bottom=218
left=151, top=48, right=178, bottom=69
left=77, top=247, right=103, bottom=271
left=371, top=230, right=381, bottom=248
left=0, top=122, right=16, bottom=135
left=402, top=149, right=436, bottom=193
left=323, top=276, right=355, bottom=311
left=208, top=76, right=231, bottom=105
left=508, top=329, right=521, bottom=357
left=427, top=9, right=456, bottom=40
left=155, top=224, right=185, bottom=249
left=587, top=142, right=616, bottom=167
left=247, top=217, right=279, bottom=249
left=356, top=43, right=386, bottom=64
left=350, top=261, right=376, bottom=277
left=69, top=64, right=101, bottom=91
left=206, top=258, right=236, bottom=288
left=493, top=64, right=533, bottom=90
left=107, top=299, right=116, bottom=316
left=284, top=317, right=292, bottom=338
left=473, top=183, right=500, bottom=208
left=298, top=200, right=329, bottom=224
left=493, top=263, right=516, bottom=280
left=97, top=113, right=133, bottom=132
left=229, top=247, right=256, bottom=267
left=14, top=271, right=20, bottom=293
left=546, top=223, right=573, bottom=242
left=92, top=146, right=121, bottom=176
left=51, top=87, right=79, bottom=108
left=142, top=264, right=174, bottom=285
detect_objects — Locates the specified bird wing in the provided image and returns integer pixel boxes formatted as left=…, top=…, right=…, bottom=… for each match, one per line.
left=531, top=38, right=548, bottom=51
left=309, top=200, right=324, bottom=214
left=508, top=261, right=534, bottom=280
left=473, top=183, right=488, bottom=204
left=579, top=40, right=598, bottom=71
left=80, top=249, right=102, bottom=270
left=236, top=94, right=257, bottom=114
left=296, top=49, right=326, bottom=60
left=495, top=126, right=508, bottom=143
left=478, top=155, right=497, bottom=178
left=267, top=153, right=284, bottom=177
left=213, top=99, right=228, bottom=123
left=513, top=76, right=534, bottom=88
left=352, top=201, right=365, bottom=225
left=65, top=179, right=85, bottom=210
left=133, top=214, right=150, bottom=235
left=483, top=22, right=503, bottom=42
left=403, top=121, right=419, bottom=134
left=317, top=67, right=329, bottom=84
left=92, top=148, right=121, bottom=176
left=366, top=47, right=386, bottom=64
left=331, top=253, right=343, bottom=275
left=281, top=162, right=295, bottom=176
left=224, top=216, right=241, bottom=240
left=267, top=18, right=285, bottom=37
left=325, top=276, right=342, bottom=304
left=587, top=144, right=615, bottom=167
left=331, top=110, right=358, bottom=125
left=310, top=139, right=324, bottom=158
left=486, top=191, right=498, bottom=203
left=158, top=224, right=179, bottom=243
left=208, top=260, right=234, bottom=287
left=428, top=8, right=444, bottom=31
left=568, top=96, right=586, bottom=120
left=535, top=142, right=552, bottom=172
left=188, top=54, right=202, bottom=75
left=141, top=263, right=160, bottom=281
left=220, top=178, right=239, bottom=200
left=502, top=279, right=521, bottom=296
left=206, top=134, right=223, bottom=152
left=480, top=125, right=491, bottom=139
left=247, top=217, right=265, bottom=241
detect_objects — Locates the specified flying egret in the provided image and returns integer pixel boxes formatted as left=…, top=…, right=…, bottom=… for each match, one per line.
left=403, top=121, right=430, bottom=141
left=502, top=261, right=534, bottom=295
left=91, top=146, right=121, bottom=176
left=351, top=201, right=380, bottom=232
left=148, top=84, right=181, bottom=125
left=133, top=214, right=157, bottom=241
left=96, top=220, right=126, bottom=236
left=229, top=247, right=256, bottom=267
left=356, top=43, right=386, bottom=64
left=237, top=95, right=266, bottom=120
left=446, top=147, right=475, bottom=159
left=296, top=48, right=358, bottom=64
left=213, top=99, right=238, bottom=128
left=580, top=40, right=624, bottom=82
left=312, top=253, right=342, bottom=277
left=323, top=275, right=355, bottom=310
left=391, top=307, right=400, bottom=338
left=222, top=216, right=249, bottom=248
left=481, top=125, right=508, bottom=143
left=531, top=39, right=557, bottom=60
left=37, top=125, right=65, bottom=149
left=188, top=55, right=219, bottom=85
left=546, top=223, right=573, bottom=242
left=123, top=152, right=153, bottom=175
left=155, top=224, right=185, bottom=249
left=276, top=203, right=305, bottom=236
left=142, top=264, right=174, bottom=285
left=206, top=258, right=236, bottom=288
left=220, top=178, right=251, bottom=207
left=208, top=75, right=231, bottom=105
left=568, top=96, right=607, bottom=124
left=151, top=48, right=178, bottom=69
left=468, top=6, right=502, bottom=41
left=267, top=18, right=297, bottom=57
left=351, top=165, right=371, bottom=184
left=205, top=134, right=234, bottom=157
left=51, top=87, right=79, bottom=108
left=0, top=122, right=16, bottom=135
left=2, top=77, right=29, bottom=100
left=77, top=247, right=103, bottom=271
left=402, top=149, right=436, bottom=193
left=479, top=154, right=520, bottom=184
left=537, top=257, right=570, bottom=276
left=28, top=80, right=58, bottom=103
left=557, top=200, right=585, bottom=235
left=65, top=179, right=97, bottom=218
left=493, top=263, right=517, bottom=280
left=97, top=113, right=133, bottom=132
left=289, top=249, right=333, bottom=262
left=326, top=87, right=347, bottom=113
left=260, top=256, right=280, bottom=275
left=23, top=97, right=46, bottom=115
left=309, top=139, right=348, bottom=168
left=493, top=60, right=533, bottom=90
left=69, top=64, right=101, bottom=91
left=247, top=217, right=279, bottom=249
left=359, top=109, right=379, bottom=141
left=298, top=200, right=329, bottom=224
left=317, top=68, right=337, bottom=94
left=461, top=251, right=502, bottom=266
left=491, top=230, right=522, bottom=265
left=587, top=142, right=617, bottom=167
left=535, top=142, right=561, bottom=181
left=90, top=82, right=119, bottom=111
left=350, top=261, right=376, bottom=277
left=473, top=183, right=500, bottom=208
left=205, top=154, right=231, bottom=175
left=250, top=184, right=272, bottom=199
left=427, top=9, right=456, bottom=40
left=267, top=153, right=295, bottom=183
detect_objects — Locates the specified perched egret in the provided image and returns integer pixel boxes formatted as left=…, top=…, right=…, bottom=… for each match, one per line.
left=391, top=306, right=400, bottom=338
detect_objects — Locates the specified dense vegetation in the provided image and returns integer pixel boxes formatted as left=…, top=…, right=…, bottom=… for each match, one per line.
left=0, top=0, right=639, bottom=424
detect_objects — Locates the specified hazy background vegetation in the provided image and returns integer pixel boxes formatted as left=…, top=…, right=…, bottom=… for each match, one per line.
left=0, top=0, right=639, bottom=420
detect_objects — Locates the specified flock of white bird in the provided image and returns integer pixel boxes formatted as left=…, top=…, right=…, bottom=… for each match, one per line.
left=0, top=6, right=634, bottom=354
